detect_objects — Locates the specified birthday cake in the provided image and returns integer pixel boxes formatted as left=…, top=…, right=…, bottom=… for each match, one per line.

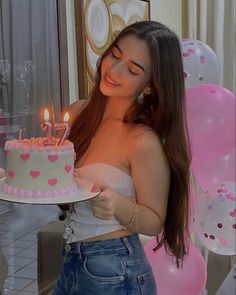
left=1, top=138, right=77, bottom=198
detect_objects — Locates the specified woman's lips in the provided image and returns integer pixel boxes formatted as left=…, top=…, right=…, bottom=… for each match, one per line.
left=104, top=74, right=120, bottom=87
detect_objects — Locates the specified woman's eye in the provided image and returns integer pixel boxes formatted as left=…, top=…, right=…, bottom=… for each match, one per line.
left=129, top=68, right=138, bottom=76
left=111, top=52, right=119, bottom=59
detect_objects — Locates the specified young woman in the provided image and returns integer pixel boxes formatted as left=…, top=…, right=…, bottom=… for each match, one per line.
left=54, top=21, right=191, bottom=295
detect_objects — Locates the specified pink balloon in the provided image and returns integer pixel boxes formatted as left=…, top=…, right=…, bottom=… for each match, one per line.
left=186, top=84, right=235, bottom=161
left=191, top=148, right=235, bottom=191
left=144, top=240, right=207, bottom=295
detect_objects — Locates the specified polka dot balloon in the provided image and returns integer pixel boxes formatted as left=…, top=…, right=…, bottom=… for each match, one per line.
left=194, top=181, right=236, bottom=255
left=181, top=39, right=221, bottom=89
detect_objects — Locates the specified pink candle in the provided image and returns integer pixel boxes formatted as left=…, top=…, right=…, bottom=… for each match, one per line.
left=41, top=109, right=55, bottom=145
left=55, top=112, right=70, bottom=146
left=18, top=128, right=26, bottom=142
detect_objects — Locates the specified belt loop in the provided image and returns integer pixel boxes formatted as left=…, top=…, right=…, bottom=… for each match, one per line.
left=77, top=242, right=82, bottom=258
left=122, top=237, right=133, bottom=255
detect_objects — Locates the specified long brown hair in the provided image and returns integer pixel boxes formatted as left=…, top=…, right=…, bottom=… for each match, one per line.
left=69, top=21, right=191, bottom=267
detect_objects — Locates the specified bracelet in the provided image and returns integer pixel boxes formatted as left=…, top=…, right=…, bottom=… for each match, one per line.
left=122, top=201, right=138, bottom=230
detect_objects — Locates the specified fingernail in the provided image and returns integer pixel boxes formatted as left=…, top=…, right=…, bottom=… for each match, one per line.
left=91, top=184, right=99, bottom=193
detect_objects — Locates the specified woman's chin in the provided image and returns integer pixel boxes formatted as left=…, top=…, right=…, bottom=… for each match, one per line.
left=100, top=83, right=115, bottom=97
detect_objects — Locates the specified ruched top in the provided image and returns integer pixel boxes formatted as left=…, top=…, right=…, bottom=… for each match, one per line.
left=64, top=163, right=136, bottom=243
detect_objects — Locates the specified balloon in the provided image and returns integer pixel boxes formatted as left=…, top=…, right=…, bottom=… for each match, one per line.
left=191, top=148, right=235, bottom=191
left=144, top=239, right=207, bottom=295
left=194, top=181, right=236, bottom=255
left=181, top=39, right=221, bottom=88
left=186, top=84, right=236, bottom=161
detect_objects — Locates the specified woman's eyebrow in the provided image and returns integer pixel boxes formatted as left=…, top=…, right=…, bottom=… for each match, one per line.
left=114, top=44, right=145, bottom=73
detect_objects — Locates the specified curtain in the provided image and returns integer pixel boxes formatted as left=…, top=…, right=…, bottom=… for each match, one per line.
left=0, top=0, right=62, bottom=137
left=187, top=0, right=235, bottom=93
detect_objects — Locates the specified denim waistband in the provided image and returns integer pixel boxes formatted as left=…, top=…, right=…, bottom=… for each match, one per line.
left=63, top=234, right=142, bottom=256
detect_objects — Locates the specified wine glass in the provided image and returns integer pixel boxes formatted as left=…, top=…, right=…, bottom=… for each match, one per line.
left=0, top=59, right=11, bottom=113
left=14, top=60, right=35, bottom=114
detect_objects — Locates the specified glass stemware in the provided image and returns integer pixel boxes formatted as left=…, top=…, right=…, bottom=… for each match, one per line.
left=14, top=60, right=35, bottom=114
left=0, top=59, right=11, bottom=113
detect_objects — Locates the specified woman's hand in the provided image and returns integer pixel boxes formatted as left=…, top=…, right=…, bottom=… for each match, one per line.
left=90, top=188, right=118, bottom=220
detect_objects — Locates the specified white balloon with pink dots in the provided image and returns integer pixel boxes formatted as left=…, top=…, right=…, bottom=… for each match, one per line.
left=181, top=39, right=221, bottom=89
left=194, top=181, right=236, bottom=255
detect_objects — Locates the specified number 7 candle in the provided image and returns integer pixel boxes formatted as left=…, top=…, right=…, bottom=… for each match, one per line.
left=55, top=112, right=70, bottom=146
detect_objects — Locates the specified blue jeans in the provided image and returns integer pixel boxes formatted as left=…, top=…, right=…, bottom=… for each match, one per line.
left=53, top=234, right=157, bottom=295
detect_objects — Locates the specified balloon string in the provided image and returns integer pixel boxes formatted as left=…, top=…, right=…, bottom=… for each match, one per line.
left=190, top=170, right=205, bottom=199
left=202, top=247, right=209, bottom=295
left=203, top=247, right=209, bottom=265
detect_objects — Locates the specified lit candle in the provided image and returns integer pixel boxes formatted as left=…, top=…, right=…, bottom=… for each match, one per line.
left=41, top=109, right=55, bottom=145
left=55, top=112, right=70, bottom=146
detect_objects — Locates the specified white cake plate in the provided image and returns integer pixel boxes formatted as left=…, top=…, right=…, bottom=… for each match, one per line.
left=0, top=178, right=100, bottom=205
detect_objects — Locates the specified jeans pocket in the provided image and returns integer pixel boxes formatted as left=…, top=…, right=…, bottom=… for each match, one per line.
left=83, top=253, right=125, bottom=283
left=137, top=271, right=157, bottom=295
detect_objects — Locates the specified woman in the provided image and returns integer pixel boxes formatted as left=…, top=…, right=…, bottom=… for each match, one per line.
left=54, top=21, right=191, bottom=295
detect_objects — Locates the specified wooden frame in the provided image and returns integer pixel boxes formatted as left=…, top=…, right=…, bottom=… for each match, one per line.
left=74, top=0, right=150, bottom=99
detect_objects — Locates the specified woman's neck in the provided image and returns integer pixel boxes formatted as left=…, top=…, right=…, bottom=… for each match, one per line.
left=103, top=96, right=134, bottom=121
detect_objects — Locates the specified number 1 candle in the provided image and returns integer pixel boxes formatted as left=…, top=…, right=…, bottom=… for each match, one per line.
left=41, top=109, right=55, bottom=145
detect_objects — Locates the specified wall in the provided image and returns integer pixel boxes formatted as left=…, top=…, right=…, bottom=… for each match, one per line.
left=150, top=0, right=182, bottom=37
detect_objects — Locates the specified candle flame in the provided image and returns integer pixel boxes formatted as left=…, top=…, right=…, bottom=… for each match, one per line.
left=64, top=112, right=70, bottom=123
left=44, top=109, right=50, bottom=121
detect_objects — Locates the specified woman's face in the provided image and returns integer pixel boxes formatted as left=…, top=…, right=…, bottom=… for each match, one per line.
left=100, top=34, right=151, bottom=99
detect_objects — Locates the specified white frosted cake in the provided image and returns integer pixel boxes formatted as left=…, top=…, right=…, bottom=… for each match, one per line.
left=2, top=138, right=77, bottom=198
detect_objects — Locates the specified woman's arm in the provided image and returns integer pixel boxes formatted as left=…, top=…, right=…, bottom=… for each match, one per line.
left=117, top=130, right=170, bottom=235
left=91, top=129, right=170, bottom=236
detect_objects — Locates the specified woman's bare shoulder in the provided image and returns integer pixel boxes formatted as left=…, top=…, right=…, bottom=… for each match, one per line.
left=127, top=124, right=160, bottom=143
left=125, top=125, right=164, bottom=157
left=68, top=99, right=88, bottom=123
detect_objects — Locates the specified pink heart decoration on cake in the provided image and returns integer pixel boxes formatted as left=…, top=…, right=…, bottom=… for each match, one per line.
left=48, top=155, right=58, bottom=162
left=65, top=164, right=72, bottom=173
left=20, top=153, right=30, bottom=161
left=48, top=178, right=58, bottom=186
left=29, top=170, right=40, bottom=178
left=8, top=170, right=15, bottom=178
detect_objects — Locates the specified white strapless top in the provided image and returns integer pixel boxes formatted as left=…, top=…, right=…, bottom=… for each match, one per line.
left=63, top=163, right=136, bottom=243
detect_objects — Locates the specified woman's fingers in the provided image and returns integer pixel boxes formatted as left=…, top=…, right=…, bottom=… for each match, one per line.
left=90, top=188, right=116, bottom=220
